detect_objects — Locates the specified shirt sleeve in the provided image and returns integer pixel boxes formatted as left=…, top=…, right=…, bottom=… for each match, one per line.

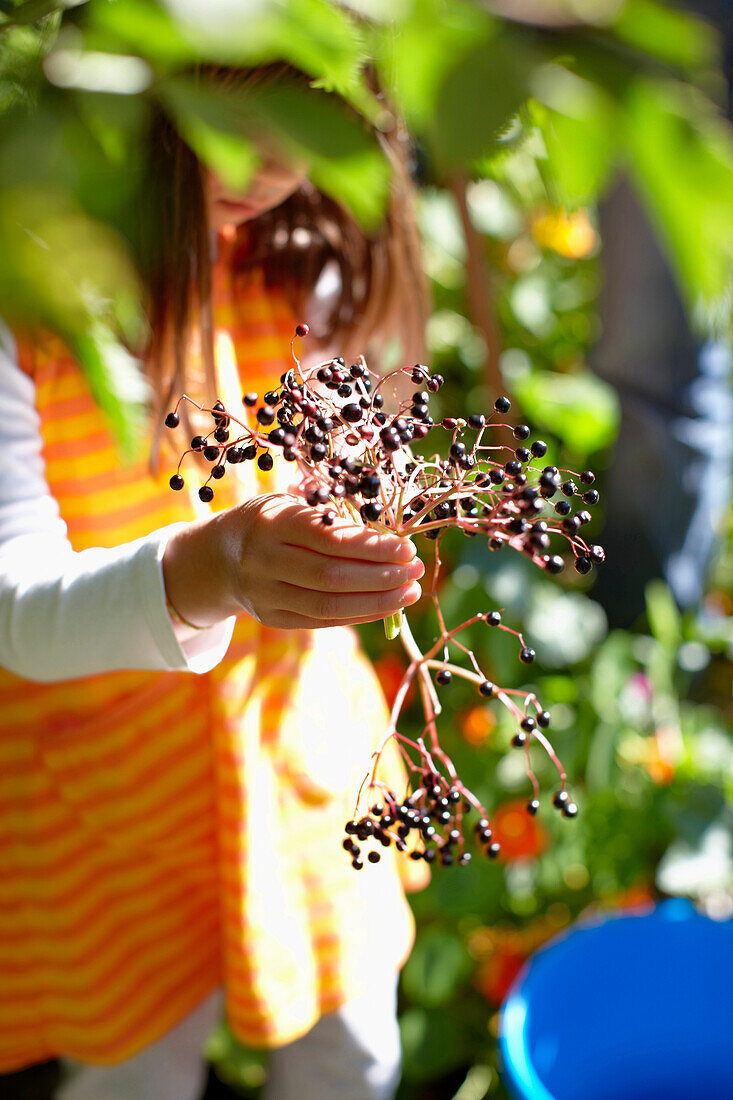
left=0, top=321, right=235, bottom=683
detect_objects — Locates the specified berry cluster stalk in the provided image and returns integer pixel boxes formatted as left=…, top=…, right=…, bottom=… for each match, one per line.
left=165, top=323, right=604, bottom=870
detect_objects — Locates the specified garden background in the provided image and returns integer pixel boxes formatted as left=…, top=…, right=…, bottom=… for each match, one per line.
left=1, top=1, right=731, bottom=1097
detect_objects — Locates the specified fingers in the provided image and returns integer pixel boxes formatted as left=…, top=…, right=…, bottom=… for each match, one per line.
left=264, top=605, right=418, bottom=631
left=282, top=503, right=417, bottom=564
left=271, top=579, right=422, bottom=624
left=269, top=543, right=424, bottom=593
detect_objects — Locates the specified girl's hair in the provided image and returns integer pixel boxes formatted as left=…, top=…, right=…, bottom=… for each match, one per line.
left=137, top=64, right=430, bottom=453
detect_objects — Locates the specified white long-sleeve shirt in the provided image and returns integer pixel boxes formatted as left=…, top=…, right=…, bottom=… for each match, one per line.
left=0, top=321, right=235, bottom=682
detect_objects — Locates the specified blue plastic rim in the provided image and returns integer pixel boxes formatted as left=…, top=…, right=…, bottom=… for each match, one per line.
left=499, top=899, right=733, bottom=1100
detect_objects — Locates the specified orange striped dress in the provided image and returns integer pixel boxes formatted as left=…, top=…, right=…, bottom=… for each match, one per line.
left=0, top=234, right=417, bottom=1072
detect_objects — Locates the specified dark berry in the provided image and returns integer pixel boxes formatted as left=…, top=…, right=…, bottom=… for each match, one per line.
left=359, top=474, right=381, bottom=499
left=345, top=820, right=358, bottom=835
left=486, top=611, right=501, bottom=627
left=242, top=444, right=257, bottom=461
left=169, top=474, right=184, bottom=490
left=515, top=447, right=531, bottom=464
left=520, top=716, right=536, bottom=732
left=351, top=858, right=364, bottom=870
left=575, top=556, right=592, bottom=575
left=537, top=711, right=551, bottom=728
left=513, top=424, right=530, bottom=440
left=545, top=555, right=565, bottom=574
left=243, top=392, right=258, bottom=406
left=459, top=852, right=472, bottom=865
left=190, top=436, right=205, bottom=451
left=467, top=413, right=485, bottom=430
left=361, top=501, right=383, bottom=522
left=563, top=802, right=579, bottom=818
left=555, top=500, right=571, bottom=516
left=214, top=426, right=229, bottom=443
left=580, top=470, right=595, bottom=484
left=589, top=544, right=606, bottom=563
left=295, top=323, right=309, bottom=337
left=435, top=669, right=452, bottom=686
left=583, top=489, right=599, bottom=505
left=552, top=790, right=570, bottom=809
left=257, top=406, right=275, bottom=426
left=519, top=647, right=536, bottom=664
left=212, top=464, right=226, bottom=479
left=198, top=485, right=214, bottom=503
left=527, top=798, right=540, bottom=815
left=487, top=842, right=501, bottom=859
left=494, top=396, right=511, bottom=413
left=367, top=850, right=381, bottom=863
left=165, top=412, right=179, bottom=429
left=258, top=453, right=274, bottom=471
left=576, top=510, right=592, bottom=525
left=512, top=731, right=528, bottom=748
left=479, top=680, right=495, bottom=696
left=203, top=446, right=219, bottom=462
left=531, top=440, right=547, bottom=457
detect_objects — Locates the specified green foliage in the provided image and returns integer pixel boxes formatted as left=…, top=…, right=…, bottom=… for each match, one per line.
left=1, top=0, right=733, bottom=441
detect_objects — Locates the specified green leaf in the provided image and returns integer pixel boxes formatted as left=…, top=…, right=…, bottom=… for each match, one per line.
left=371, top=0, right=489, bottom=132
left=529, top=71, right=618, bottom=208
left=0, top=185, right=147, bottom=457
left=401, top=926, right=473, bottom=1008
left=623, top=77, right=733, bottom=322
left=431, top=27, right=537, bottom=170
left=612, top=0, right=717, bottom=70
left=0, top=0, right=63, bottom=27
left=159, top=75, right=391, bottom=230
left=645, top=580, right=682, bottom=650
left=399, top=1006, right=474, bottom=1083
left=512, top=369, right=620, bottom=456
left=93, top=0, right=378, bottom=117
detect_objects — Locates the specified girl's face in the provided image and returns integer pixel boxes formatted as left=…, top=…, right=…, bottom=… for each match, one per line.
left=207, top=154, right=308, bottom=229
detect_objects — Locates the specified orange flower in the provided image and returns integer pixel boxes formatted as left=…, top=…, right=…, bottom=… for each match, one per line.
left=492, top=798, right=549, bottom=861
left=458, top=705, right=496, bottom=746
left=643, top=728, right=677, bottom=786
left=531, top=207, right=597, bottom=258
left=373, top=652, right=416, bottom=711
left=474, top=948, right=527, bottom=1005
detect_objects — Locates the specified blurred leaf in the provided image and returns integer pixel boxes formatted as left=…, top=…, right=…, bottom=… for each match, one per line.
left=371, top=0, right=488, bottom=132
left=90, top=0, right=197, bottom=64
left=0, top=0, right=63, bottom=27
left=512, top=368, right=620, bottom=454
left=159, top=74, right=391, bottom=229
left=70, top=321, right=149, bottom=459
left=399, top=1006, right=474, bottom=1083
left=432, top=28, right=537, bottom=170
left=94, top=0, right=378, bottom=117
left=645, top=579, right=682, bottom=650
left=0, top=186, right=147, bottom=457
left=530, top=74, right=617, bottom=208
left=623, top=78, right=733, bottom=320
left=401, top=925, right=473, bottom=1008
left=612, top=0, right=717, bottom=70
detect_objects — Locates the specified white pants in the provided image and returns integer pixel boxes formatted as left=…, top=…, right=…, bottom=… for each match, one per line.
left=58, top=976, right=401, bottom=1100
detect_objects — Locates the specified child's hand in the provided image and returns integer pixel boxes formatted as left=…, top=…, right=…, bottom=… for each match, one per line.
left=163, top=493, right=424, bottom=631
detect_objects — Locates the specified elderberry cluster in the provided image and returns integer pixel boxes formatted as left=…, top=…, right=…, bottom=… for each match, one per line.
left=165, top=322, right=603, bottom=872
left=342, top=771, right=578, bottom=870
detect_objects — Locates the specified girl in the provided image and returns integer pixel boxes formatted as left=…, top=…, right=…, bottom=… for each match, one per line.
left=0, top=63, right=429, bottom=1100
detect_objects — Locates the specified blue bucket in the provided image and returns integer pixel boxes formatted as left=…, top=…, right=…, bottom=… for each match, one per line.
left=499, top=899, right=733, bottom=1100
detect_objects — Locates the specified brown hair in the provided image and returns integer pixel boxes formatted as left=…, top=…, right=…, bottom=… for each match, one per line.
left=137, top=65, right=430, bottom=459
